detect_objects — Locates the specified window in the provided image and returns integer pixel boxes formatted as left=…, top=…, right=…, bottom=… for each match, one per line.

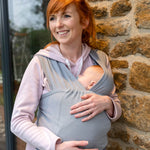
left=0, top=42, right=6, bottom=150
left=9, top=0, right=50, bottom=82
left=0, top=0, right=51, bottom=149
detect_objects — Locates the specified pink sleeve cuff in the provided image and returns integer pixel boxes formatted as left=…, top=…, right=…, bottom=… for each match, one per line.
left=107, top=97, right=122, bottom=122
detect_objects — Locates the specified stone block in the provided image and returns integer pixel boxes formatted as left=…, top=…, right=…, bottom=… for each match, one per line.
left=106, top=140, right=122, bottom=150
left=113, top=72, right=127, bottom=92
left=133, top=135, right=150, bottom=149
left=135, top=0, right=150, bottom=29
left=108, top=122, right=130, bottom=143
left=96, top=19, right=130, bottom=36
left=119, top=92, right=150, bottom=132
left=110, top=0, right=132, bottom=17
left=110, top=35, right=150, bottom=58
left=91, top=39, right=109, bottom=54
left=110, top=60, right=128, bottom=69
left=92, top=6, right=108, bottom=19
left=129, top=62, right=150, bottom=93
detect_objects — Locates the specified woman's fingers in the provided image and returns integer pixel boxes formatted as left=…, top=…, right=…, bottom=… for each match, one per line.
left=72, top=141, right=89, bottom=147
left=70, top=93, right=94, bottom=111
left=72, top=141, right=98, bottom=150
left=73, top=108, right=97, bottom=122
left=71, top=95, right=90, bottom=110
left=70, top=103, right=92, bottom=114
left=81, top=113, right=95, bottom=122
left=56, top=140, right=98, bottom=150
left=84, top=149, right=98, bottom=150
left=65, top=141, right=98, bottom=150
left=70, top=93, right=112, bottom=122
left=70, top=96, right=91, bottom=110
left=83, top=149, right=98, bottom=150
left=56, top=140, right=89, bottom=150
left=71, top=106, right=97, bottom=122
left=73, top=108, right=93, bottom=118
left=70, top=102, right=97, bottom=122
left=80, top=93, right=93, bottom=99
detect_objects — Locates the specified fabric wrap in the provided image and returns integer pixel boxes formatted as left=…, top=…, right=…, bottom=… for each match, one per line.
left=36, top=50, right=114, bottom=150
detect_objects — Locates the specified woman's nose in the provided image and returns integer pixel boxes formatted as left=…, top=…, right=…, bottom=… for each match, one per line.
left=56, top=18, right=63, bottom=28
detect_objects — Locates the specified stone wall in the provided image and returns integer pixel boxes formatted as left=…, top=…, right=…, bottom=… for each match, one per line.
left=87, top=0, right=150, bottom=149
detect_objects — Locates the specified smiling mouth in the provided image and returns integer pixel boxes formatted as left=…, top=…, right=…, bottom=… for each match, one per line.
left=57, top=30, right=69, bottom=35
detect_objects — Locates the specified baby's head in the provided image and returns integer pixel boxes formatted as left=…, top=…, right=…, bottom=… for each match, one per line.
left=78, top=65, right=103, bottom=90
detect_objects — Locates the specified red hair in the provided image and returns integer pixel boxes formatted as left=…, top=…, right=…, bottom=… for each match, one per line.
left=45, top=0, right=96, bottom=48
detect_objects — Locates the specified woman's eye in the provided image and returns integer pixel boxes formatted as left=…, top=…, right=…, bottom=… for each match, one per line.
left=50, top=16, right=55, bottom=21
left=64, top=14, right=71, bottom=18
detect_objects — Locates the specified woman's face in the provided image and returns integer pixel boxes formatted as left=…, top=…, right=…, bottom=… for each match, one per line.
left=49, top=3, right=87, bottom=45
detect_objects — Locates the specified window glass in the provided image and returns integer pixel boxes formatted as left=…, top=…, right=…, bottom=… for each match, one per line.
left=9, top=0, right=50, bottom=82
left=7, top=0, right=50, bottom=149
left=0, top=41, right=6, bottom=150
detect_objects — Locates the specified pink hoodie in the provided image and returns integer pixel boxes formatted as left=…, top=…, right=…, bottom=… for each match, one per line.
left=11, top=44, right=122, bottom=150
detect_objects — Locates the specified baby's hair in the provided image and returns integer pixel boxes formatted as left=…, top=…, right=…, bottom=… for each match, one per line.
left=87, top=65, right=104, bottom=82
left=90, top=65, right=101, bottom=69
left=88, top=65, right=103, bottom=72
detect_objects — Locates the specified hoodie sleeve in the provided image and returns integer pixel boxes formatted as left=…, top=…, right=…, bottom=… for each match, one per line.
left=11, top=56, right=60, bottom=150
left=108, top=86, right=122, bottom=122
left=105, top=54, right=122, bottom=122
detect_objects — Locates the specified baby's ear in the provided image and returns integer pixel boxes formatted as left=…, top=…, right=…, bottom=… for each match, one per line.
left=87, top=81, right=96, bottom=90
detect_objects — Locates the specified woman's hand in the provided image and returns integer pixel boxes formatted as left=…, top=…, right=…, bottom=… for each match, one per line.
left=70, top=93, right=114, bottom=122
left=56, top=141, right=98, bottom=150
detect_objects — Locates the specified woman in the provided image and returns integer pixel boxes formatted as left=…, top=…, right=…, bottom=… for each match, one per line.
left=11, top=0, right=122, bottom=150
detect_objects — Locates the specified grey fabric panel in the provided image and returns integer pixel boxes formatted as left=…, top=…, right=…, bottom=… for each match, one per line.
left=37, top=55, right=85, bottom=91
left=36, top=50, right=114, bottom=150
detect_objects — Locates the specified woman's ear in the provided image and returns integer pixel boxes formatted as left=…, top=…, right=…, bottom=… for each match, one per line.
left=82, top=18, right=89, bottom=29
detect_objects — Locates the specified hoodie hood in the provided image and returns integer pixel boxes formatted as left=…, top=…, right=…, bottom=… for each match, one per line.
left=36, top=43, right=91, bottom=77
left=36, top=43, right=91, bottom=64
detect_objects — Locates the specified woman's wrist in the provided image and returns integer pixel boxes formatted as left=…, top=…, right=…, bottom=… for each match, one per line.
left=105, top=96, right=114, bottom=117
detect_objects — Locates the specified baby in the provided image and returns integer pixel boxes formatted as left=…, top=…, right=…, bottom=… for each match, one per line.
left=78, top=65, right=104, bottom=90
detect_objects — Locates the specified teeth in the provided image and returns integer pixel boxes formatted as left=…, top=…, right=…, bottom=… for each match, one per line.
left=58, top=31, right=68, bottom=35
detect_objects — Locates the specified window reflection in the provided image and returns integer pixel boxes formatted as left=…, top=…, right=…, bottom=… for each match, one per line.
left=0, top=40, right=6, bottom=150
left=9, top=0, right=50, bottom=82
left=7, top=0, right=50, bottom=149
